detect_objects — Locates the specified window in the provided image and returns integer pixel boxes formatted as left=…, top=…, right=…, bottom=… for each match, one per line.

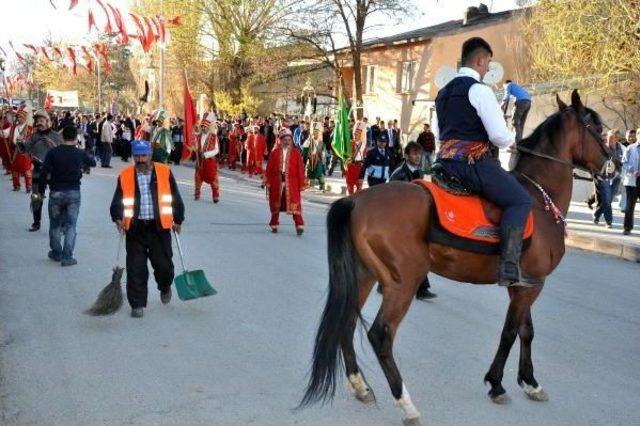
left=362, top=65, right=376, bottom=95
left=399, top=61, right=416, bottom=93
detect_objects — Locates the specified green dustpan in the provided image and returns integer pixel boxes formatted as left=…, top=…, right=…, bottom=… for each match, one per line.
left=173, top=231, right=217, bottom=301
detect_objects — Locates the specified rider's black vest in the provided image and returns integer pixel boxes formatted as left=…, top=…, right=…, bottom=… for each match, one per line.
left=435, top=76, right=489, bottom=143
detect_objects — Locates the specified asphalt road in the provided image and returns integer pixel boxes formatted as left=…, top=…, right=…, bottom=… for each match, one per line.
left=1, top=162, right=639, bottom=426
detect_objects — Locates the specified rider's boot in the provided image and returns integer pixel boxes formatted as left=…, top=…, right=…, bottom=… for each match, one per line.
left=498, top=226, right=524, bottom=286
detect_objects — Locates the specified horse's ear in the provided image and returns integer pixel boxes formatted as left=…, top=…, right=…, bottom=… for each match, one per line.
left=570, top=89, right=585, bottom=112
left=555, top=93, right=567, bottom=111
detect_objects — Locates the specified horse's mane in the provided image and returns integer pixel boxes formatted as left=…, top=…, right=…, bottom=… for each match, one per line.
left=517, top=106, right=602, bottom=150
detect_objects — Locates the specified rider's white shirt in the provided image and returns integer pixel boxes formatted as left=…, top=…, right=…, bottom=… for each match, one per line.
left=433, top=67, right=515, bottom=149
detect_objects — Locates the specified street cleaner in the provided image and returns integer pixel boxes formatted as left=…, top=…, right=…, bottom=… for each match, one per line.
left=110, top=140, right=185, bottom=318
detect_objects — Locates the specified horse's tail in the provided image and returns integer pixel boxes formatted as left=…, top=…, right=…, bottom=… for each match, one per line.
left=300, top=197, right=360, bottom=407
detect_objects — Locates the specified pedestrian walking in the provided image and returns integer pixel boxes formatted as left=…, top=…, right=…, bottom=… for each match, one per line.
left=193, top=113, right=220, bottom=203
left=416, top=123, right=436, bottom=172
left=262, top=128, right=306, bottom=235
left=22, top=110, right=63, bottom=232
left=375, top=141, right=437, bottom=300
left=501, top=79, right=532, bottom=142
left=100, top=114, right=114, bottom=168
left=110, top=140, right=185, bottom=318
left=622, top=131, right=640, bottom=235
left=593, top=130, right=623, bottom=227
left=38, top=126, right=96, bottom=266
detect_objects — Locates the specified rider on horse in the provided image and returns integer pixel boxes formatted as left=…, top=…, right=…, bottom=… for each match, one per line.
left=434, top=37, right=532, bottom=286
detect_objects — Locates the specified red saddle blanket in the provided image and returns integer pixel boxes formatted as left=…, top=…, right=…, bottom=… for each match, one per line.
left=416, top=180, right=534, bottom=244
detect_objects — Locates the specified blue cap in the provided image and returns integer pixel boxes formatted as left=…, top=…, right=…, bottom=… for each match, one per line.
left=131, top=140, right=152, bottom=155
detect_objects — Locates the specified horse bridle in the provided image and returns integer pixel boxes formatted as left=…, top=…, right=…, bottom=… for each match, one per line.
left=515, top=107, right=612, bottom=175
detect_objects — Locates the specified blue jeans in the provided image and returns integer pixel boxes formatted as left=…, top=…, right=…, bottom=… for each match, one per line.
left=48, top=190, right=81, bottom=260
left=440, top=158, right=532, bottom=229
left=594, top=179, right=617, bottom=224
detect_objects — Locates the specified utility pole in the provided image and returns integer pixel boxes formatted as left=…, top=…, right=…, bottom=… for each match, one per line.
left=159, top=0, right=165, bottom=110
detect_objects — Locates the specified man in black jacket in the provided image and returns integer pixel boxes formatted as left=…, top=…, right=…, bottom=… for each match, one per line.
left=378, top=142, right=437, bottom=300
left=22, top=110, right=63, bottom=232
left=359, top=132, right=392, bottom=187
left=110, top=140, right=185, bottom=318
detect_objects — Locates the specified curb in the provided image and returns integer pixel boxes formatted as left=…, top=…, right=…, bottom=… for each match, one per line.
left=565, top=231, right=640, bottom=263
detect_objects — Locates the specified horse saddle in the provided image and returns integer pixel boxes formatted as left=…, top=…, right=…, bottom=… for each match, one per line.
left=414, top=174, right=534, bottom=255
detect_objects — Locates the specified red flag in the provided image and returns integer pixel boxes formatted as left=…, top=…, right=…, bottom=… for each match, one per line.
left=150, top=16, right=161, bottom=41
left=95, top=0, right=113, bottom=33
left=94, top=43, right=111, bottom=73
left=129, top=13, right=149, bottom=51
left=69, top=0, right=78, bottom=9
left=182, top=71, right=197, bottom=161
left=40, top=47, right=53, bottom=62
left=8, top=41, right=25, bottom=62
left=23, top=44, right=39, bottom=55
left=143, top=16, right=156, bottom=50
left=82, top=46, right=94, bottom=74
left=67, top=47, right=78, bottom=75
left=88, top=8, right=97, bottom=32
left=157, top=15, right=167, bottom=44
left=107, top=3, right=129, bottom=45
left=44, top=94, right=53, bottom=109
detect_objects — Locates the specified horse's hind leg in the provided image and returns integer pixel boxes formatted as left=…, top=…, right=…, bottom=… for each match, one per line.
left=343, top=276, right=376, bottom=403
left=484, top=286, right=542, bottom=404
left=515, top=288, right=548, bottom=402
left=368, top=285, right=421, bottom=425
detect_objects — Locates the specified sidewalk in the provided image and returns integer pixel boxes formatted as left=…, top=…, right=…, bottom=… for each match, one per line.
left=218, top=168, right=640, bottom=263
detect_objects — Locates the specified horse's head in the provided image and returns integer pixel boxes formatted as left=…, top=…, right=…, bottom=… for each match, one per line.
left=555, top=90, right=612, bottom=176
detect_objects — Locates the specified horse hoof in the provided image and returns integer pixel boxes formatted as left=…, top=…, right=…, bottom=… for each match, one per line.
left=523, top=386, right=549, bottom=402
left=490, top=393, right=511, bottom=405
left=403, top=417, right=421, bottom=426
left=355, top=390, right=375, bottom=404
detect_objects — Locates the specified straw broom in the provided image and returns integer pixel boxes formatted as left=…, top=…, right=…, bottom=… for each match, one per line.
left=84, top=233, right=125, bottom=316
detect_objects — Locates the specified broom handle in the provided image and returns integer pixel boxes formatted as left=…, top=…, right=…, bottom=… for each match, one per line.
left=114, top=232, right=124, bottom=268
left=173, top=230, right=188, bottom=273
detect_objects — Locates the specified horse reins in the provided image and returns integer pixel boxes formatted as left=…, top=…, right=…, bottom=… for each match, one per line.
left=515, top=107, right=612, bottom=175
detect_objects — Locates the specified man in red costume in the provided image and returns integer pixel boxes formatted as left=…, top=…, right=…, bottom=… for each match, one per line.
left=8, top=108, right=34, bottom=191
left=193, top=112, right=220, bottom=203
left=262, top=128, right=307, bottom=235
left=344, top=118, right=368, bottom=195
left=0, top=108, right=14, bottom=175
left=253, top=126, right=267, bottom=177
left=227, top=123, right=243, bottom=170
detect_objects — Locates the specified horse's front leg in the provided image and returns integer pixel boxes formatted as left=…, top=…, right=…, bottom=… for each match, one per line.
left=484, top=299, right=519, bottom=404
left=517, top=305, right=549, bottom=401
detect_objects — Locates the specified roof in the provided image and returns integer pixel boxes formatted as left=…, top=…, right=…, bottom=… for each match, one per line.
left=353, top=9, right=520, bottom=51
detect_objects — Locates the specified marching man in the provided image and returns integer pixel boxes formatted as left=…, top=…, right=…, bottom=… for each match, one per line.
left=193, top=112, right=220, bottom=203
left=9, top=107, right=35, bottom=192
left=262, top=128, right=307, bottom=235
left=345, top=118, right=368, bottom=195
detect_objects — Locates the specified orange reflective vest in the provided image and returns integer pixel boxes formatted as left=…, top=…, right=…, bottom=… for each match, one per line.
left=119, top=163, right=174, bottom=230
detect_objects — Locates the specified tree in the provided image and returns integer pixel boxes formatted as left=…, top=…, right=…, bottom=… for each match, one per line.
left=524, top=0, right=640, bottom=129
left=284, top=0, right=415, bottom=118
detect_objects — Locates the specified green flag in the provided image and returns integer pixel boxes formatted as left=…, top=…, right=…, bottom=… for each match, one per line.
left=331, top=89, right=350, bottom=161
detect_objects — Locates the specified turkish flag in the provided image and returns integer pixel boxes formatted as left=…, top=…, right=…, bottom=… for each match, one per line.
left=182, top=71, right=197, bottom=161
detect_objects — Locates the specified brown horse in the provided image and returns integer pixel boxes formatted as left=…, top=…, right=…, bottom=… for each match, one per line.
left=300, top=90, right=611, bottom=425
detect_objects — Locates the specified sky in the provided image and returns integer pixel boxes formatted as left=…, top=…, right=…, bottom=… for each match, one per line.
left=0, top=0, right=525, bottom=64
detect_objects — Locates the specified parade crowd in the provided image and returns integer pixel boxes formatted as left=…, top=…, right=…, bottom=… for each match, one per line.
left=2, top=64, right=639, bottom=315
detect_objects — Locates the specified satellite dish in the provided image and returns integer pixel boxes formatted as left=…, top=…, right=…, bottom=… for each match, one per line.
left=483, top=61, right=504, bottom=85
left=434, top=66, right=457, bottom=89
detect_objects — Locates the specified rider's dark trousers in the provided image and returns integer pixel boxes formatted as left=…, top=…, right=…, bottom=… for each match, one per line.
left=440, top=157, right=532, bottom=229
